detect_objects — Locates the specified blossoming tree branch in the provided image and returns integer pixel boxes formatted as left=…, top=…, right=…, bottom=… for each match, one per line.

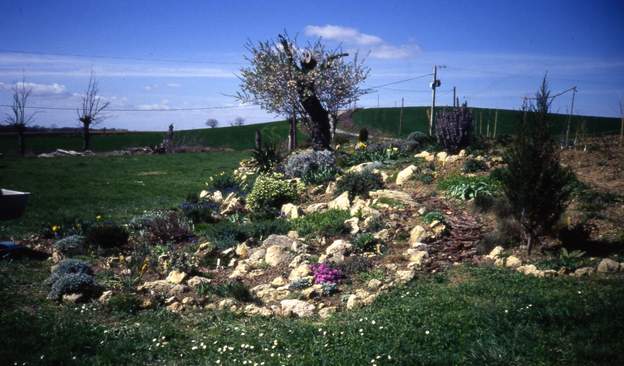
left=237, top=33, right=370, bottom=150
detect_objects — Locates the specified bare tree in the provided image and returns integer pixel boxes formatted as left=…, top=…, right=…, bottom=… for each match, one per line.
left=206, top=118, right=219, bottom=128
left=237, top=33, right=369, bottom=150
left=4, top=77, right=35, bottom=156
left=230, top=117, right=245, bottom=127
left=77, top=72, right=109, bottom=151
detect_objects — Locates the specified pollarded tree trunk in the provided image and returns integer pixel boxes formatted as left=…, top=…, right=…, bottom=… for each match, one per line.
left=299, top=94, right=331, bottom=150
left=17, top=127, right=25, bottom=156
left=83, top=122, right=91, bottom=151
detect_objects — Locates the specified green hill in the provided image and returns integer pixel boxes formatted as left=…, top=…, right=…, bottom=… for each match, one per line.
left=351, top=106, right=622, bottom=139
left=0, top=120, right=306, bottom=155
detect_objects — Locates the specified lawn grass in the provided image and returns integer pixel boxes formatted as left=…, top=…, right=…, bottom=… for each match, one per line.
left=0, top=151, right=248, bottom=236
left=0, top=120, right=306, bottom=156
left=352, top=107, right=622, bottom=138
left=1, top=263, right=622, bottom=365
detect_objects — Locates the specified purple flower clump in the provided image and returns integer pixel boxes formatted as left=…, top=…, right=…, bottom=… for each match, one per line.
left=310, top=263, right=343, bottom=285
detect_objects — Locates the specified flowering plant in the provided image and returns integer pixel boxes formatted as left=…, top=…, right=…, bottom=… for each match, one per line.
left=310, top=263, right=343, bottom=285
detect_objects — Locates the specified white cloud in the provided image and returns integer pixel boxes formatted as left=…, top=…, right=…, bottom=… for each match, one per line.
left=166, top=83, right=181, bottom=88
left=304, top=24, right=419, bottom=60
left=304, top=25, right=382, bottom=45
left=0, top=81, right=67, bottom=96
left=144, top=84, right=158, bottom=91
left=370, top=44, right=420, bottom=60
left=136, top=99, right=170, bottom=110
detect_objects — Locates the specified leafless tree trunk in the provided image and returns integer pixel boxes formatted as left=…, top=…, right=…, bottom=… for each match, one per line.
left=77, top=71, right=109, bottom=151
left=4, top=78, right=35, bottom=156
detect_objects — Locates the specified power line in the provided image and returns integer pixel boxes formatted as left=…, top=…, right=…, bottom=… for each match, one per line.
left=0, top=48, right=244, bottom=66
left=368, top=73, right=433, bottom=91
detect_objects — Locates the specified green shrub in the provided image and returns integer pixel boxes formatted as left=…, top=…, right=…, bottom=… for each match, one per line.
left=352, top=233, right=377, bottom=252
left=129, top=210, right=193, bottom=245
left=205, top=171, right=239, bottom=193
left=246, top=173, right=302, bottom=214
left=438, top=175, right=500, bottom=200
left=86, top=222, right=129, bottom=249
left=337, top=256, right=373, bottom=277
left=251, top=143, right=281, bottom=173
left=302, top=166, right=338, bottom=185
left=422, top=210, right=445, bottom=224
left=336, top=170, right=384, bottom=199
left=106, top=293, right=141, bottom=314
left=292, top=209, right=350, bottom=237
left=45, top=259, right=94, bottom=286
left=417, top=173, right=434, bottom=185
left=47, top=273, right=100, bottom=301
left=205, top=280, right=254, bottom=303
left=201, top=218, right=291, bottom=250
left=53, top=235, right=87, bottom=255
left=462, top=158, right=489, bottom=173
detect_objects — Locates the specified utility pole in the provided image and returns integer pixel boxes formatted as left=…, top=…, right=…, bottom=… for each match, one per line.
left=452, top=86, right=456, bottom=107
left=429, top=65, right=441, bottom=136
left=565, top=87, right=577, bottom=148
left=399, top=97, right=404, bottom=137
left=493, top=110, right=498, bottom=138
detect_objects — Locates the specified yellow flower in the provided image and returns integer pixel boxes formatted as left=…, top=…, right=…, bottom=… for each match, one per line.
left=96, top=215, right=102, bottom=221
left=355, top=142, right=367, bottom=150
left=51, top=225, right=60, bottom=232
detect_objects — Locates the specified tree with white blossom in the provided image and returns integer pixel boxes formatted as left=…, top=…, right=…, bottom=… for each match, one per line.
left=237, top=33, right=369, bottom=150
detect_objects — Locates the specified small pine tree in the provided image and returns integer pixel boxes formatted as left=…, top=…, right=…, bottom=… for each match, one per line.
left=501, top=76, right=574, bottom=254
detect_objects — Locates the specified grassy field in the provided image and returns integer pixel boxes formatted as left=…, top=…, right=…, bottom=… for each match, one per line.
left=352, top=107, right=622, bottom=138
left=0, top=151, right=248, bottom=236
left=0, top=120, right=303, bottom=156
left=1, top=262, right=622, bottom=365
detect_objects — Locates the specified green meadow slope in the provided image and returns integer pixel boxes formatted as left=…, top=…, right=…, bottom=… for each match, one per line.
left=351, top=106, right=621, bottom=138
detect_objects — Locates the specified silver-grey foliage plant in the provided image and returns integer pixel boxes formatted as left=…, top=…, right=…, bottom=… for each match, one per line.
left=284, top=149, right=336, bottom=178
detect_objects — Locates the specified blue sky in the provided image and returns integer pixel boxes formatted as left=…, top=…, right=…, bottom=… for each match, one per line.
left=0, top=0, right=623, bottom=131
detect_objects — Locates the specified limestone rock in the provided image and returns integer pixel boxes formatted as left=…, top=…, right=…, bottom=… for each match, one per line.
left=166, top=302, right=183, bottom=312
left=326, top=239, right=352, bottom=256
left=138, top=280, right=173, bottom=294
left=318, top=306, right=337, bottom=319
left=597, top=258, right=620, bottom=273
left=304, top=202, right=328, bottom=214
left=414, top=151, right=434, bottom=162
left=329, top=191, right=351, bottom=210
left=346, top=294, right=360, bottom=310
left=98, top=290, right=113, bottom=304
left=486, top=246, right=504, bottom=260
left=271, top=276, right=288, bottom=287
left=288, top=263, right=312, bottom=281
left=62, top=293, right=84, bottom=304
left=396, top=165, right=418, bottom=186
left=367, top=279, right=383, bottom=290
left=344, top=217, right=360, bottom=235
left=265, top=245, right=290, bottom=267
left=574, top=267, right=595, bottom=277
left=262, top=234, right=297, bottom=249
left=405, top=249, right=428, bottom=266
left=505, top=256, right=522, bottom=269
left=325, top=182, right=337, bottom=195
left=280, top=299, right=315, bottom=318
left=374, top=229, right=391, bottom=241
left=187, top=276, right=211, bottom=289
left=436, top=151, right=448, bottom=163
left=235, top=243, right=249, bottom=258
left=348, top=161, right=383, bottom=173
left=409, top=225, right=427, bottom=246
left=516, top=264, right=541, bottom=277
left=369, top=190, right=416, bottom=206
left=166, top=270, right=187, bottom=285
left=281, top=203, right=302, bottom=219
left=229, top=262, right=250, bottom=279
left=396, top=269, right=415, bottom=283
